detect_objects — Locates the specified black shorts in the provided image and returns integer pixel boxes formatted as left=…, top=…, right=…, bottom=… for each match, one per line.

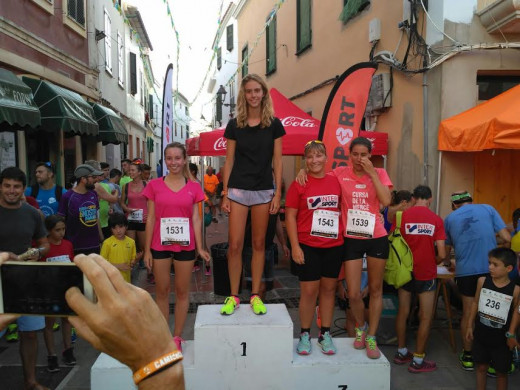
left=472, top=338, right=512, bottom=374
left=295, top=243, right=343, bottom=282
left=150, top=249, right=196, bottom=261
left=401, top=277, right=437, bottom=293
left=128, top=222, right=146, bottom=231
left=455, top=273, right=488, bottom=297
left=343, top=236, right=389, bottom=261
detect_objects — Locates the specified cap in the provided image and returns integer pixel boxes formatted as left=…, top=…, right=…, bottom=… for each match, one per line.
left=74, top=164, right=103, bottom=178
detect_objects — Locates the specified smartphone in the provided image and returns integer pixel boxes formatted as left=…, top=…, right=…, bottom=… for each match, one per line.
left=0, top=261, right=95, bottom=316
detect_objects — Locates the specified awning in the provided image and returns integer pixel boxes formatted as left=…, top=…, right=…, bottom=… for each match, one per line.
left=90, top=103, right=128, bottom=145
left=22, top=77, right=98, bottom=136
left=438, top=84, right=520, bottom=151
left=0, top=68, right=41, bottom=129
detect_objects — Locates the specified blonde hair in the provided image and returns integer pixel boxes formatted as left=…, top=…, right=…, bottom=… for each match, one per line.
left=236, top=74, right=274, bottom=128
left=304, top=140, right=327, bottom=158
left=163, top=142, right=195, bottom=181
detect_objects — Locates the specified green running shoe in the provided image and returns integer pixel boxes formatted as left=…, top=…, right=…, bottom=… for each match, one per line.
left=459, top=351, right=474, bottom=371
left=296, top=332, right=311, bottom=355
left=487, top=363, right=515, bottom=377
left=6, top=323, right=18, bottom=342
left=220, top=296, right=239, bottom=315
left=318, top=331, right=337, bottom=355
left=52, top=321, right=60, bottom=332
left=250, top=295, right=266, bottom=315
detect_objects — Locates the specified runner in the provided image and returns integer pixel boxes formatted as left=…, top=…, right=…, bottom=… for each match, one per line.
left=143, top=142, right=210, bottom=352
left=25, top=161, right=66, bottom=217
left=286, top=140, right=344, bottom=355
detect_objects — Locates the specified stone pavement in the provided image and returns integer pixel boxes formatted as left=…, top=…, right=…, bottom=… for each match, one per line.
left=0, top=215, right=519, bottom=389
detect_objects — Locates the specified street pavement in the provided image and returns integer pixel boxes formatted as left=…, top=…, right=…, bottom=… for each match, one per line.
left=0, top=215, right=519, bottom=389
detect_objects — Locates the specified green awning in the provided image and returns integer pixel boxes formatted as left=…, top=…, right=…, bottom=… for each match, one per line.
left=22, top=77, right=98, bottom=136
left=90, top=103, right=128, bottom=145
left=0, top=68, right=41, bottom=129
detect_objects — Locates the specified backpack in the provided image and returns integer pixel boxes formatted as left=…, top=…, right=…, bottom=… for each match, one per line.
left=383, top=211, right=413, bottom=288
left=30, top=185, right=63, bottom=203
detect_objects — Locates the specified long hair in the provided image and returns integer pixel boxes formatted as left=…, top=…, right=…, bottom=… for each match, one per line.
left=163, top=142, right=194, bottom=181
left=236, top=74, right=274, bottom=128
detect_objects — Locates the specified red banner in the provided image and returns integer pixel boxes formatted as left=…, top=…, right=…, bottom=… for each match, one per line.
left=319, top=63, right=378, bottom=171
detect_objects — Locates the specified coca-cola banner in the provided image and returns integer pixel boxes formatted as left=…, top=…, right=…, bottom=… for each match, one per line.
left=319, top=62, right=378, bottom=171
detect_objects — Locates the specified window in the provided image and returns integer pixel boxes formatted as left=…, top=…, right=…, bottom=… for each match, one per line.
left=129, top=53, right=137, bottom=95
left=149, top=95, right=154, bottom=119
left=117, top=32, right=124, bottom=86
left=104, top=9, right=112, bottom=74
left=297, top=0, right=312, bottom=54
left=174, top=123, right=178, bottom=137
left=477, top=75, right=520, bottom=100
left=339, top=0, right=370, bottom=24
left=226, top=25, right=234, bottom=51
left=266, top=15, right=277, bottom=75
left=217, top=47, right=222, bottom=70
left=67, top=0, right=85, bottom=26
left=241, top=44, right=248, bottom=78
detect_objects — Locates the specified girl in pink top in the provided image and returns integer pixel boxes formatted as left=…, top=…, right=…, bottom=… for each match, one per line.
left=333, top=137, right=392, bottom=359
left=120, top=161, right=148, bottom=256
left=143, top=142, right=210, bottom=353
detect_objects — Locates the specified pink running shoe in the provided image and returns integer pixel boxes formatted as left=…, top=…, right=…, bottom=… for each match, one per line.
left=353, top=327, right=366, bottom=349
left=173, top=336, right=184, bottom=353
left=408, top=359, right=437, bottom=373
left=365, top=336, right=381, bottom=359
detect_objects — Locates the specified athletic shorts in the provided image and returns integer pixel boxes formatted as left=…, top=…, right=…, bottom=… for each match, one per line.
left=227, top=188, right=274, bottom=207
left=343, top=236, right=389, bottom=261
left=206, top=194, right=218, bottom=206
left=151, top=249, right=195, bottom=261
left=455, top=273, right=488, bottom=297
left=401, top=277, right=437, bottom=293
left=17, top=316, right=45, bottom=332
left=243, top=243, right=275, bottom=291
left=295, top=243, right=343, bottom=282
left=472, top=338, right=512, bottom=374
left=128, top=222, right=146, bottom=231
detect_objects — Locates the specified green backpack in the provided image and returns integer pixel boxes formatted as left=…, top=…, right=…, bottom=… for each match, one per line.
left=384, top=211, right=413, bottom=288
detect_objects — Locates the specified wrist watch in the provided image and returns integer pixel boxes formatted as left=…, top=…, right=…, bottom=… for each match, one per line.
left=505, top=331, right=517, bottom=339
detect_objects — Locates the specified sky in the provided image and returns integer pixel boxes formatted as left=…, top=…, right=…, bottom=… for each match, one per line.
left=132, top=0, right=224, bottom=131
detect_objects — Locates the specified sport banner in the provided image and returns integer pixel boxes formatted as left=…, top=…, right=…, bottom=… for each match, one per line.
left=319, top=62, right=378, bottom=171
left=161, top=64, right=174, bottom=175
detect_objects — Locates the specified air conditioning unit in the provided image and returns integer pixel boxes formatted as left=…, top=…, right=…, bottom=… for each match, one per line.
left=366, top=73, right=391, bottom=113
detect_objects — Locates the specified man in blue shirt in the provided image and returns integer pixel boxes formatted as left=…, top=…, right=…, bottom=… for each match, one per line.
left=444, top=190, right=511, bottom=371
left=25, top=162, right=66, bottom=217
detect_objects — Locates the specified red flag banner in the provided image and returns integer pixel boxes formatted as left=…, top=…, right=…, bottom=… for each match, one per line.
left=319, top=62, right=378, bottom=171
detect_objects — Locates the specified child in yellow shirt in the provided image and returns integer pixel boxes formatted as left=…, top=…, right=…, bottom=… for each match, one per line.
left=101, top=213, right=140, bottom=283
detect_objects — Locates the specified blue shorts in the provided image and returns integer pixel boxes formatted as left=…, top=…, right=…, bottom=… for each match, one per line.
left=17, top=315, right=45, bottom=332
left=227, top=188, right=274, bottom=207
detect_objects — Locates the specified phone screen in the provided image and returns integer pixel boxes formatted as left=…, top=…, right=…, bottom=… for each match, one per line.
left=0, top=263, right=84, bottom=316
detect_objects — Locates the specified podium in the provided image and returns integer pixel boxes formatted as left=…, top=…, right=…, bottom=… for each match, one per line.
left=92, top=304, right=390, bottom=389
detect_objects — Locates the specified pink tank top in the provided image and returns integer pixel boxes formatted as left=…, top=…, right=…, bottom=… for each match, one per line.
left=126, top=181, right=148, bottom=223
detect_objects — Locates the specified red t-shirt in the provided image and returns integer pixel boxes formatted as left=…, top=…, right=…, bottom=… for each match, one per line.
left=399, top=206, right=446, bottom=280
left=285, top=175, right=344, bottom=248
left=333, top=166, right=392, bottom=239
left=40, top=239, right=75, bottom=263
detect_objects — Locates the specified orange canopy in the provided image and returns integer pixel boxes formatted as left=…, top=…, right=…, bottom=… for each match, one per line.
left=438, top=84, right=520, bottom=151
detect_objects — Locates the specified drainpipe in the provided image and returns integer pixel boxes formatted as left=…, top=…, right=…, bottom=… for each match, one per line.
left=423, top=71, right=428, bottom=185
left=435, top=151, right=442, bottom=215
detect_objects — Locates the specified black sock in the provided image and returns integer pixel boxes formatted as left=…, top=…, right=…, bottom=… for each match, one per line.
left=320, top=327, right=330, bottom=336
left=463, top=349, right=472, bottom=356
left=300, top=328, right=310, bottom=334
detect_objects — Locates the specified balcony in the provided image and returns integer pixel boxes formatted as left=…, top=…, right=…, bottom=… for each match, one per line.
left=477, top=0, right=520, bottom=34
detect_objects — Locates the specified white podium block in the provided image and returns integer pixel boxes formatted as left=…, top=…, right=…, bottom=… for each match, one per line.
left=292, top=338, right=390, bottom=390
left=91, top=353, right=136, bottom=390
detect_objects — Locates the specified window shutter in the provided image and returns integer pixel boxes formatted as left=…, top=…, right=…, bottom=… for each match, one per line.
left=297, top=0, right=312, bottom=52
left=226, top=25, right=234, bottom=51
left=149, top=94, right=154, bottom=118
left=266, top=15, right=277, bottom=74
left=129, top=52, right=137, bottom=95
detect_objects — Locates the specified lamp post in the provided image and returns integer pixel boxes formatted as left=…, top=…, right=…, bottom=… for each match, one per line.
left=216, top=85, right=236, bottom=120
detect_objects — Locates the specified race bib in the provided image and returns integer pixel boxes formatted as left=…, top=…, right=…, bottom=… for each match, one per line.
left=46, top=255, right=72, bottom=263
left=128, top=209, right=144, bottom=223
left=346, top=209, right=375, bottom=238
left=310, top=209, right=339, bottom=239
left=160, top=218, right=190, bottom=246
left=478, top=288, right=513, bottom=327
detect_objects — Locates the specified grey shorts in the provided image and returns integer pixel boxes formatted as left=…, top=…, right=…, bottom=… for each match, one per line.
left=227, top=188, right=274, bottom=207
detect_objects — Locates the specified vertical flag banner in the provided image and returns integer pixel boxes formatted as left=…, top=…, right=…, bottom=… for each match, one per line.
left=161, top=64, right=174, bottom=175
left=319, top=62, right=378, bottom=171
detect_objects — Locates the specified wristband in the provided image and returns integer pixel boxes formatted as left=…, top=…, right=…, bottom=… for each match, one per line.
left=133, top=350, right=183, bottom=385
left=505, top=332, right=517, bottom=339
